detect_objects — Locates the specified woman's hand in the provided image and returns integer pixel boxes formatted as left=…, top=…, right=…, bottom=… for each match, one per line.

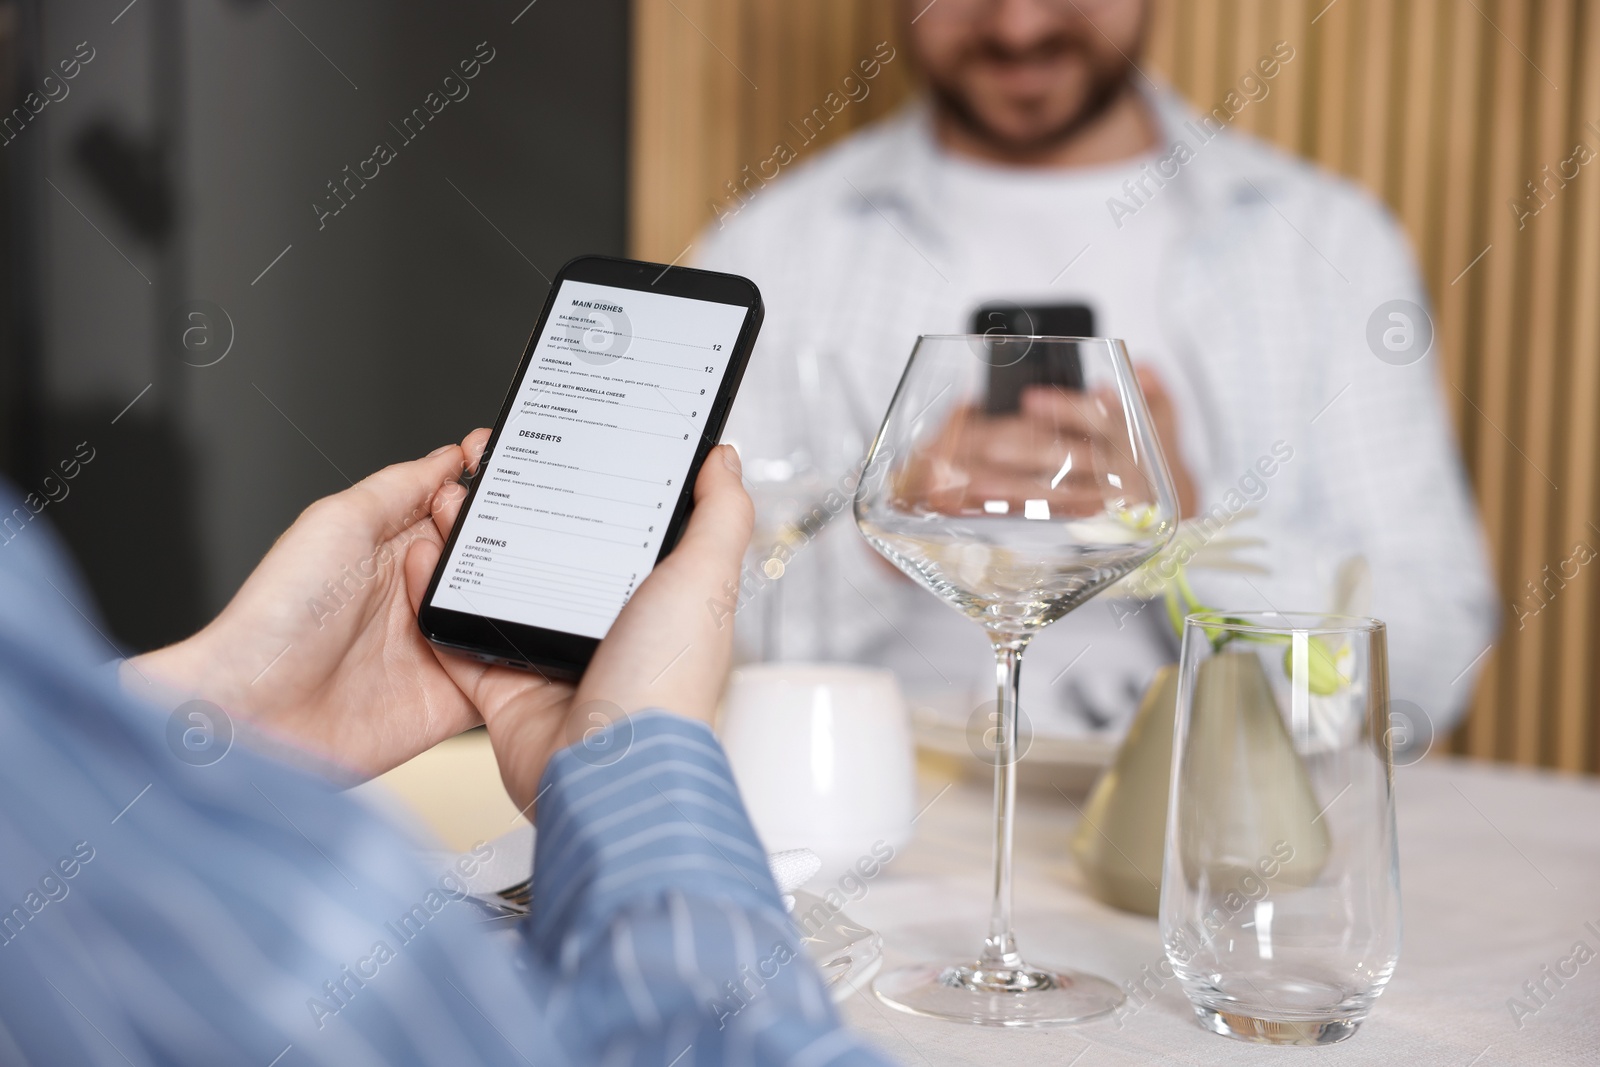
left=131, top=430, right=568, bottom=778
left=133, top=427, right=752, bottom=815
left=404, top=443, right=753, bottom=814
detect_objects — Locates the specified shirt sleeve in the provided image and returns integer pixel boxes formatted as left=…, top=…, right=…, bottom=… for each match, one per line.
left=1183, top=185, right=1498, bottom=737
left=1318, top=198, right=1499, bottom=731
left=0, top=486, right=894, bottom=1067
left=527, top=712, right=895, bottom=1067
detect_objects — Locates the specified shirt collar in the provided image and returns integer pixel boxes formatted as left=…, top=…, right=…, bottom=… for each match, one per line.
left=840, top=83, right=1269, bottom=234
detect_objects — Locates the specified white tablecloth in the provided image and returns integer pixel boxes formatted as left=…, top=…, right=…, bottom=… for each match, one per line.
left=839, top=757, right=1600, bottom=1065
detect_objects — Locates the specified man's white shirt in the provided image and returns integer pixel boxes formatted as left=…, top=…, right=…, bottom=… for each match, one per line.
left=698, top=89, right=1497, bottom=737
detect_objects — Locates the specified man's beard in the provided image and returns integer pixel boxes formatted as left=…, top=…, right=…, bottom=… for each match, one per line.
left=926, top=46, right=1137, bottom=157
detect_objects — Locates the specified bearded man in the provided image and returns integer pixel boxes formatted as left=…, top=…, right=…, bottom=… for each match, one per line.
left=700, top=0, right=1495, bottom=740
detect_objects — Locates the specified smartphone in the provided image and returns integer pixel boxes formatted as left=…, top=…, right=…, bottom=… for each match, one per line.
left=973, top=302, right=1094, bottom=414
left=417, top=254, right=764, bottom=677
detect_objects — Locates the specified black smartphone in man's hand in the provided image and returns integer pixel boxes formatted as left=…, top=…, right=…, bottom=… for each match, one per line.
left=417, top=255, right=763, bottom=677
left=973, top=302, right=1094, bottom=414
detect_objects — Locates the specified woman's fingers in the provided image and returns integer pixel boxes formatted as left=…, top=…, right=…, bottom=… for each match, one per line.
left=668, top=444, right=754, bottom=570
left=570, top=445, right=751, bottom=724
left=462, top=427, right=492, bottom=475
left=403, top=534, right=555, bottom=713
left=342, top=443, right=468, bottom=539
left=430, top=428, right=493, bottom=539
left=403, top=535, right=443, bottom=616
left=404, top=533, right=573, bottom=813
left=411, top=442, right=752, bottom=754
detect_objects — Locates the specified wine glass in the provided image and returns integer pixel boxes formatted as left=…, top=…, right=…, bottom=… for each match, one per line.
left=726, top=345, right=873, bottom=660
left=855, top=335, right=1178, bottom=1026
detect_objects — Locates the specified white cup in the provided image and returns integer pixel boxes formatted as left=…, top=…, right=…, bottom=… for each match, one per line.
left=719, top=663, right=916, bottom=884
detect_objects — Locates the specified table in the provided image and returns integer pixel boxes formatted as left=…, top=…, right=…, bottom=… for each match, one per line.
left=844, top=757, right=1600, bottom=1066
left=365, top=737, right=1600, bottom=1066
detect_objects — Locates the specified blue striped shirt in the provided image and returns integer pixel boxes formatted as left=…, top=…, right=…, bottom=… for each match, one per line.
left=0, top=495, right=892, bottom=1066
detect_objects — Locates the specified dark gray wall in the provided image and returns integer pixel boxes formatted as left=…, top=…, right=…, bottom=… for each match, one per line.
left=17, top=0, right=628, bottom=649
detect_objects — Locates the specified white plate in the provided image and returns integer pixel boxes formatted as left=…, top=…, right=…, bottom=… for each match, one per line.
left=913, top=707, right=1117, bottom=796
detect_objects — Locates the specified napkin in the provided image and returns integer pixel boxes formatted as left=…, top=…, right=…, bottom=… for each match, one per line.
left=424, top=825, right=823, bottom=913
left=417, top=824, right=535, bottom=897
left=767, top=848, right=822, bottom=912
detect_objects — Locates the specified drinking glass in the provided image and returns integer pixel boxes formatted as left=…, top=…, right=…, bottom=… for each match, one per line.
left=855, top=335, right=1178, bottom=1025
left=726, top=345, right=873, bottom=660
left=1161, top=612, right=1401, bottom=1045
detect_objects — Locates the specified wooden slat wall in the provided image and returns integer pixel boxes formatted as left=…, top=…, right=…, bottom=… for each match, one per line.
left=630, top=0, right=1600, bottom=773
left=629, top=0, right=913, bottom=264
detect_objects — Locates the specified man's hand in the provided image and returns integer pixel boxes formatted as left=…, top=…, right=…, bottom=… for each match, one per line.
left=1133, top=366, right=1197, bottom=518
left=131, top=430, right=568, bottom=778
left=894, top=367, right=1196, bottom=519
left=404, top=442, right=753, bottom=813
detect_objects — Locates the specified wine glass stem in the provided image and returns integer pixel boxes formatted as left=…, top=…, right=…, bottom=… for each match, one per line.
left=761, top=576, right=783, bottom=662
left=983, top=635, right=1028, bottom=970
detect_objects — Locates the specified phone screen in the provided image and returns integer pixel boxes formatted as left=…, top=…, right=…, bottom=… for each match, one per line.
left=428, top=278, right=748, bottom=639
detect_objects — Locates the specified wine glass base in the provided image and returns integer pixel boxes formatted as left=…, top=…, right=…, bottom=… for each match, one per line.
left=1193, top=1005, right=1363, bottom=1045
left=874, top=961, right=1125, bottom=1027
